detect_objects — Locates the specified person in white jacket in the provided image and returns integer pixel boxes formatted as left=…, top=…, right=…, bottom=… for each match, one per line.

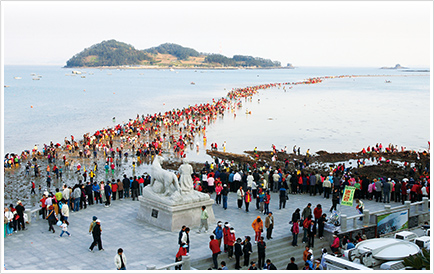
left=61, top=199, right=70, bottom=225
left=114, top=248, right=127, bottom=270
left=4, top=207, right=14, bottom=236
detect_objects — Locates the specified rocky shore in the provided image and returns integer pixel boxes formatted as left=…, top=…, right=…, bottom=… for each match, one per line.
left=5, top=141, right=429, bottom=209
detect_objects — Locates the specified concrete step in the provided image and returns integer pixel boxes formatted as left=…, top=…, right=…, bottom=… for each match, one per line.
left=191, top=235, right=331, bottom=270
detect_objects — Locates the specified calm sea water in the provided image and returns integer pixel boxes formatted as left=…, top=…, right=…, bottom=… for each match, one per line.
left=3, top=66, right=430, bottom=162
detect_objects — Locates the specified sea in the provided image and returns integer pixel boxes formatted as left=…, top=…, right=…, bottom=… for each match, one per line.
left=3, top=65, right=431, bottom=163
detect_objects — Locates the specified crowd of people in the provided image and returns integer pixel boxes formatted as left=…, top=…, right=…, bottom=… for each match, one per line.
left=4, top=75, right=333, bottom=174
left=3, top=75, right=431, bottom=270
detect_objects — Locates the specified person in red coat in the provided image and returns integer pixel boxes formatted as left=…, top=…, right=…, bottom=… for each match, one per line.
left=175, top=244, right=188, bottom=270
left=209, top=235, right=221, bottom=269
left=227, top=228, right=236, bottom=259
left=313, top=204, right=322, bottom=225
left=291, top=219, right=300, bottom=246
left=111, top=181, right=118, bottom=201
left=401, top=180, right=407, bottom=205
left=223, top=222, right=230, bottom=253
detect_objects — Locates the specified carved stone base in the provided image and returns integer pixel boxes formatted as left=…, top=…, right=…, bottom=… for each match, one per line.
left=137, top=189, right=216, bottom=231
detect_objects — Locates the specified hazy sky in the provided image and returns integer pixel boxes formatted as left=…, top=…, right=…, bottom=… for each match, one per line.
left=2, top=1, right=432, bottom=67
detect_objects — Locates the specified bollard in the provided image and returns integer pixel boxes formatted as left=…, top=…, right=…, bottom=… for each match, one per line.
left=146, top=265, right=156, bottom=270
left=384, top=205, right=391, bottom=212
left=183, top=255, right=191, bottom=270
left=353, top=217, right=357, bottom=229
left=404, top=201, right=411, bottom=210
left=422, top=197, right=428, bottom=212
left=363, top=209, right=370, bottom=226
left=341, top=214, right=347, bottom=231
left=25, top=209, right=32, bottom=224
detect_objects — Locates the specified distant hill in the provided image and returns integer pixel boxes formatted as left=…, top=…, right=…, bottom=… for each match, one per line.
left=380, top=64, right=409, bottom=69
left=144, top=43, right=200, bottom=60
left=65, top=40, right=282, bottom=68
left=65, top=40, right=152, bottom=67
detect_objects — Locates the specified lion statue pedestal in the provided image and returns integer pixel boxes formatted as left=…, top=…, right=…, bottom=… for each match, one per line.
left=137, top=156, right=215, bottom=231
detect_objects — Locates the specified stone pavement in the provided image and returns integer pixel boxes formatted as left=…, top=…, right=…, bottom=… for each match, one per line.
left=3, top=190, right=409, bottom=270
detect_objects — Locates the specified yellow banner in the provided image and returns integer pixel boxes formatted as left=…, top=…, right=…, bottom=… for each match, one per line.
left=340, top=186, right=355, bottom=206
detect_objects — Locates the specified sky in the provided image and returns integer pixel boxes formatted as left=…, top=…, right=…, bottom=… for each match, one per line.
left=1, top=1, right=432, bottom=67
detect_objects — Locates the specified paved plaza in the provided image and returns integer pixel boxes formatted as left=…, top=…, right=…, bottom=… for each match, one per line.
left=3, top=187, right=414, bottom=271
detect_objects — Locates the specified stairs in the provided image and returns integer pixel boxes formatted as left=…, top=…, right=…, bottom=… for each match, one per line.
left=191, top=235, right=331, bottom=270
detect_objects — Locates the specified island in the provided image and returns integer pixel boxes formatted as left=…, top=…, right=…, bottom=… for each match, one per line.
left=380, top=64, right=409, bottom=69
left=65, top=39, right=285, bottom=69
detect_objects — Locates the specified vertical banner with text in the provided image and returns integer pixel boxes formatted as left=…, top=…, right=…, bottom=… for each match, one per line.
left=340, top=186, right=356, bottom=206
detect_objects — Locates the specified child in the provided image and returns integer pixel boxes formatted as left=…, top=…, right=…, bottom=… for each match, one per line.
left=59, top=220, right=71, bottom=237
left=175, top=244, right=188, bottom=270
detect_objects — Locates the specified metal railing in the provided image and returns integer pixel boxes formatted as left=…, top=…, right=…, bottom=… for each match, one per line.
left=146, top=255, right=191, bottom=270
left=340, top=197, right=430, bottom=232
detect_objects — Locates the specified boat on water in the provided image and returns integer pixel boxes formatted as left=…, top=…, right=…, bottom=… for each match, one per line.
left=190, top=82, right=195, bottom=85
left=385, top=80, right=391, bottom=83
left=30, top=73, right=36, bottom=76
left=81, top=76, right=86, bottom=78
left=32, top=77, right=40, bottom=80
left=170, top=68, right=175, bottom=72
left=14, top=77, right=22, bottom=80
left=72, top=70, right=82, bottom=75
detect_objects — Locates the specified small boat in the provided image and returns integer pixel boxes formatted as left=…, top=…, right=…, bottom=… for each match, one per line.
left=30, top=73, right=36, bottom=76
left=37, top=75, right=42, bottom=78
left=385, top=80, right=391, bottom=83
left=72, top=70, right=82, bottom=75
left=14, top=77, right=22, bottom=80
left=191, top=82, right=195, bottom=85
left=81, top=76, right=86, bottom=78
left=4, top=85, right=10, bottom=88
left=32, top=77, right=40, bottom=80
left=170, top=68, right=175, bottom=72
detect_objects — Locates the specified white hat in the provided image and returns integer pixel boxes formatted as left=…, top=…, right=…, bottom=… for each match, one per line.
left=96, top=219, right=101, bottom=223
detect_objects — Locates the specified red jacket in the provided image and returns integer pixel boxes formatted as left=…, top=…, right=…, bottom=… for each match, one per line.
left=265, top=194, right=270, bottom=204
left=223, top=227, right=230, bottom=244
left=176, top=246, right=187, bottom=259
left=292, top=222, right=299, bottom=234
left=112, top=183, right=118, bottom=192
left=209, top=239, right=221, bottom=254
left=332, top=237, right=340, bottom=248
left=313, top=207, right=322, bottom=220
left=227, top=232, right=236, bottom=246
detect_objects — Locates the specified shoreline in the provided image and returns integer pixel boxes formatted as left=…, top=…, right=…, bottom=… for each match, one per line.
left=4, top=143, right=430, bottom=208
left=63, top=65, right=286, bottom=70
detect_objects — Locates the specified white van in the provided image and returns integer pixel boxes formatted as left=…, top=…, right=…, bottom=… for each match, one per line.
left=394, top=231, right=418, bottom=242
left=323, top=254, right=373, bottom=270
left=414, top=236, right=430, bottom=250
